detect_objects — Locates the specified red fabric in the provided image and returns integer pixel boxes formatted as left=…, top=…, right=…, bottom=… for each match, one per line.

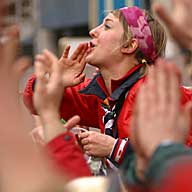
left=23, top=75, right=192, bottom=143
left=180, top=87, right=192, bottom=147
left=151, top=161, right=192, bottom=192
left=23, top=73, right=145, bottom=138
left=46, top=132, right=92, bottom=180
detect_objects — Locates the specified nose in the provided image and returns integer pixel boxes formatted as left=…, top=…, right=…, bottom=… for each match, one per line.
left=89, top=26, right=99, bottom=38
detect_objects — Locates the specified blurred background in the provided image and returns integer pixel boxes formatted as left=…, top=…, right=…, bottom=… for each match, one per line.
left=7, top=0, right=173, bottom=81
left=6, top=0, right=156, bottom=57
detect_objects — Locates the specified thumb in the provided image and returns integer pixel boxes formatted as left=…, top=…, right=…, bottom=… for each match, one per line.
left=73, top=73, right=85, bottom=86
left=64, top=115, right=80, bottom=131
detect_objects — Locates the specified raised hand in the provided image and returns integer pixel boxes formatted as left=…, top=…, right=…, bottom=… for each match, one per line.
left=34, top=51, right=64, bottom=117
left=35, top=42, right=88, bottom=89
left=59, top=43, right=88, bottom=87
left=0, top=24, right=64, bottom=192
left=34, top=42, right=83, bottom=141
left=153, top=0, right=192, bottom=49
left=131, top=59, right=192, bottom=179
left=34, top=44, right=88, bottom=115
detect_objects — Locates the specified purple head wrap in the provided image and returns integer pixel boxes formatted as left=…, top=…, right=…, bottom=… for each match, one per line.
left=120, top=6, right=157, bottom=63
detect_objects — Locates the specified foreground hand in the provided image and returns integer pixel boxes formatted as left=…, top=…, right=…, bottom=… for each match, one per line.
left=0, top=25, right=61, bottom=192
left=153, top=0, right=192, bottom=49
left=79, top=131, right=115, bottom=157
left=34, top=54, right=64, bottom=116
left=131, top=59, right=192, bottom=180
left=131, top=59, right=192, bottom=160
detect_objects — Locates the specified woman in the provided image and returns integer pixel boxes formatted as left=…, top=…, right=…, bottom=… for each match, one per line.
left=23, top=6, right=191, bottom=173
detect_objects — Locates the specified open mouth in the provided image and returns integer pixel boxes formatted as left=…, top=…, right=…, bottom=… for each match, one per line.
left=89, top=41, right=96, bottom=48
left=87, top=41, right=96, bottom=55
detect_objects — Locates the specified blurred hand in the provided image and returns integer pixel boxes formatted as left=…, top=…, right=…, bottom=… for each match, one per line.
left=132, top=59, right=191, bottom=159
left=30, top=126, right=45, bottom=146
left=131, top=59, right=192, bottom=179
left=0, top=24, right=63, bottom=192
left=79, top=131, right=115, bottom=157
left=34, top=50, right=64, bottom=118
left=153, top=0, right=192, bottom=49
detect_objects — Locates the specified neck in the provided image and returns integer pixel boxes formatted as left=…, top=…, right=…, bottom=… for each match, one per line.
left=100, top=57, right=138, bottom=94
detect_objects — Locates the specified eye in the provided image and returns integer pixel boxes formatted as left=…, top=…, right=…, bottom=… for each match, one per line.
left=104, top=24, right=111, bottom=30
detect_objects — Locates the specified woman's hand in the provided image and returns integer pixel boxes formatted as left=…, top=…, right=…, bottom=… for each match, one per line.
left=79, top=131, right=115, bottom=157
left=59, top=43, right=88, bottom=87
left=35, top=43, right=88, bottom=89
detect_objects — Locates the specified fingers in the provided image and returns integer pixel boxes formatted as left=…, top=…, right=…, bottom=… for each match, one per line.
left=83, top=144, right=91, bottom=154
left=156, top=59, right=168, bottom=114
left=152, top=3, right=174, bottom=28
left=168, top=63, right=180, bottom=118
left=35, top=54, right=51, bottom=70
left=78, top=132, right=92, bottom=152
left=36, top=49, right=58, bottom=69
left=14, top=57, right=31, bottom=79
left=64, top=115, right=80, bottom=131
left=76, top=43, right=88, bottom=62
left=43, top=49, right=58, bottom=62
left=156, top=59, right=180, bottom=118
left=78, top=131, right=89, bottom=139
left=81, top=138, right=89, bottom=145
left=73, top=73, right=86, bottom=86
left=35, top=49, right=58, bottom=75
left=70, top=43, right=88, bottom=61
left=34, top=61, right=48, bottom=92
left=62, top=45, right=70, bottom=59
left=0, top=1, right=8, bottom=28
left=0, top=25, right=20, bottom=68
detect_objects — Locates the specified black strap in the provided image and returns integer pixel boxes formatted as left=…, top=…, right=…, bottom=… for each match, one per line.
left=111, top=68, right=141, bottom=138
left=112, top=90, right=128, bottom=138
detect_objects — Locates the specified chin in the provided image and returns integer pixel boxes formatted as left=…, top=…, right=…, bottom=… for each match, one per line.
left=85, top=55, right=94, bottom=65
left=85, top=55, right=101, bottom=67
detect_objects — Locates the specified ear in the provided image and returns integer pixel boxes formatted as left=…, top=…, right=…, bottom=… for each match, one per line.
left=121, top=38, right=139, bottom=54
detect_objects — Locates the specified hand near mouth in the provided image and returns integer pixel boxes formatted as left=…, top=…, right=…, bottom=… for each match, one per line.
left=35, top=43, right=89, bottom=89
left=59, top=42, right=89, bottom=87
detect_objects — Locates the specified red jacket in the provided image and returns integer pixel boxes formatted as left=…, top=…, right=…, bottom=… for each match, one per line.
left=46, top=132, right=92, bottom=180
left=24, top=65, right=192, bottom=167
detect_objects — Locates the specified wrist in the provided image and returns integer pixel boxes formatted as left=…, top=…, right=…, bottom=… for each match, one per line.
left=40, top=111, right=60, bottom=125
left=108, top=139, right=118, bottom=158
left=39, top=112, right=68, bottom=143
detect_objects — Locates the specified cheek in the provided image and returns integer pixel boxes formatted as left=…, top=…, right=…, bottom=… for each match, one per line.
left=101, top=33, right=122, bottom=50
left=100, top=37, right=121, bottom=52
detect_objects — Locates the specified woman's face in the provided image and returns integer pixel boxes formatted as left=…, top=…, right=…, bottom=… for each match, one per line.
left=86, top=13, right=124, bottom=67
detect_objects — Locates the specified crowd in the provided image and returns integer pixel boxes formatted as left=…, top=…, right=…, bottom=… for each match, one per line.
left=0, top=0, right=191, bottom=191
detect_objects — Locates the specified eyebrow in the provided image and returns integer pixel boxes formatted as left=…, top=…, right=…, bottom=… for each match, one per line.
left=104, top=18, right=114, bottom=23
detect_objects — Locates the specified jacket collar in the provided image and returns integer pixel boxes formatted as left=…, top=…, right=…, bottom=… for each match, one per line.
left=79, top=64, right=143, bottom=101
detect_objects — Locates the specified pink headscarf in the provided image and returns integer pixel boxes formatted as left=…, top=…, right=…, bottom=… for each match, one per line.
left=120, top=6, right=157, bottom=63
